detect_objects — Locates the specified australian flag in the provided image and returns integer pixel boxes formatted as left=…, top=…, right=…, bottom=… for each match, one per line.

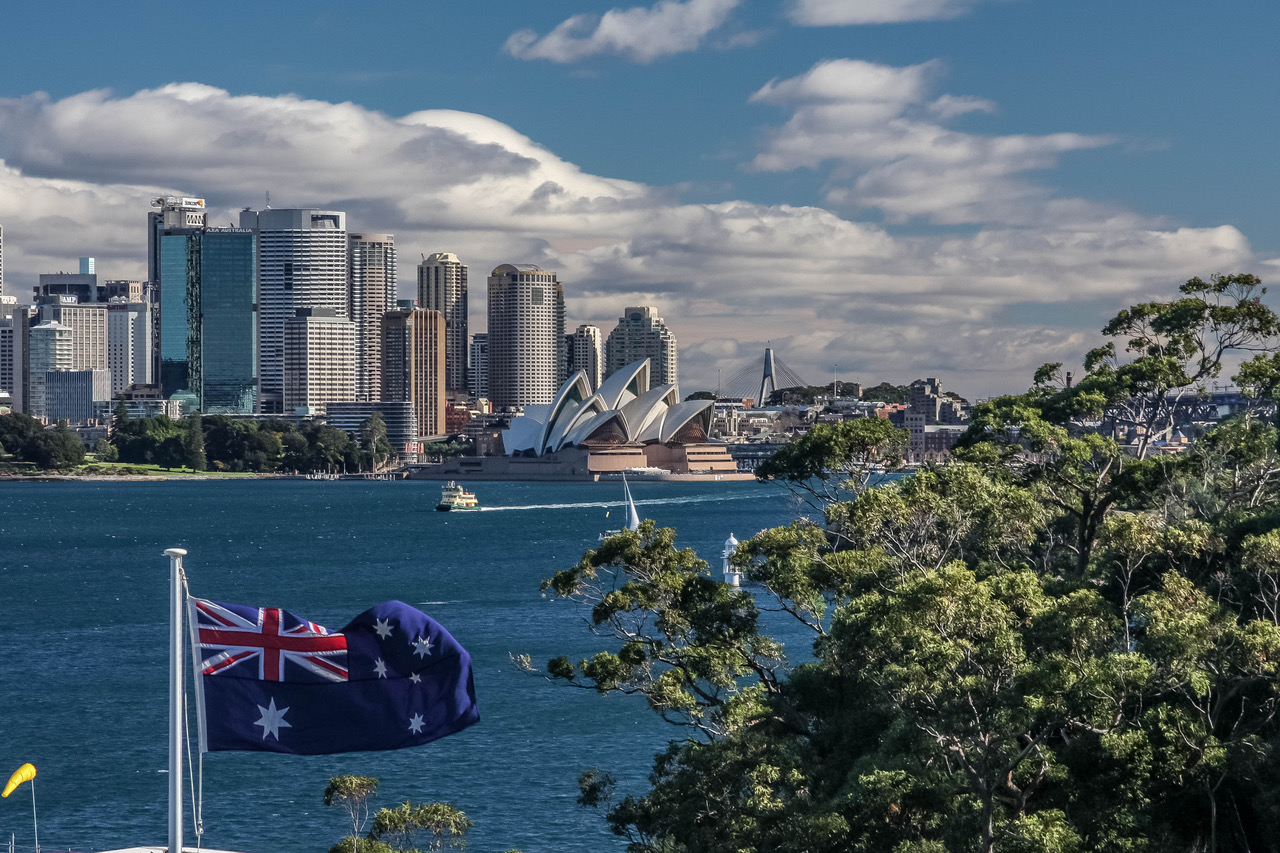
left=189, top=598, right=479, bottom=755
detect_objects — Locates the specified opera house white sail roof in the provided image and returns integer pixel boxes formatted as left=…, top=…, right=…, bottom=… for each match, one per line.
left=502, top=359, right=713, bottom=456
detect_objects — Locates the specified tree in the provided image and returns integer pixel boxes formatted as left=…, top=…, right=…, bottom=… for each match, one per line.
left=184, top=414, right=206, bottom=471
left=112, top=397, right=130, bottom=434
left=325, top=775, right=380, bottom=853
left=360, top=411, right=392, bottom=472
left=21, top=426, right=86, bottom=469
left=542, top=275, right=1280, bottom=853
left=370, top=801, right=472, bottom=851
left=94, top=438, right=119, bottom=462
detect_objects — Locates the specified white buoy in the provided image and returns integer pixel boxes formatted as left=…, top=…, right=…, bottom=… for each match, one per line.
left=722, top=533, right=741, bottom=586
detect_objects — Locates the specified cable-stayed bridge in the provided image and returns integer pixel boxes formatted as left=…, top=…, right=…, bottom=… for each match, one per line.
left=719, top=348, right=809, bottom=405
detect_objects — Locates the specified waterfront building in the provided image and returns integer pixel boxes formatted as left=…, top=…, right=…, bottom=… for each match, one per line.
left=27, top=321, right=73, bottom=419
left=107, top=301, right=154, bottom=395
left=283, top=308, right=355, bottom=415
left=0, top=317, right=12, bottom=397
left=469, top=333, right=488, bottom=399
left=323, top=401, right=418, bottom=460
left=37, top=273, right=98, bottom=305
left=486, top=264, right=565, bottom=409
left=381, top=308, right=446, bottom=438
left=40, top=301, right=107, bottom=371
left=45, top=369, right=111, bottom=423
left=349, top=233, right=396, bottom=402
left=417, top=252, right=468, bottom=394
left=148, top=196, right=208, bottom=282
left=240, top=207, right=348, bottom=414
left=102, top=280, right=145, bottom=302
left=604, top=306, right=678, bottom=388
left=567, top=323, right=603, bottom=390
left=157, top=225, right=258, bottom=413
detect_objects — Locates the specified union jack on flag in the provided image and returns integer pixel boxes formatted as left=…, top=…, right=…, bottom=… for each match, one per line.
left=192, top=597, right=348, bottom=683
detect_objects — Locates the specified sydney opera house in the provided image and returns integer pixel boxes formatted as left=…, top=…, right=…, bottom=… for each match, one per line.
left=415, top=359, right=741, bottom=480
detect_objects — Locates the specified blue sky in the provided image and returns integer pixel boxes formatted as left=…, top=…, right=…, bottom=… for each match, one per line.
left=0, top=0, right=1276, bottom=394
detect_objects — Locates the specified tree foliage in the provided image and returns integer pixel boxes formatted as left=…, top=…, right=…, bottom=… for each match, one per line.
left=325, top=775, right=380, bottom=853
left=544, top=274, right=1280, bottom=852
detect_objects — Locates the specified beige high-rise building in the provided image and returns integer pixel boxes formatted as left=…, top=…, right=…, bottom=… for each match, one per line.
left=604, top=306, right=678, bottom=388
left=382, top=308, right=446, bottom=438
left=487, top=264, right=565, bottom=409
left=349, top=233, right=396, bottom=402
left=417, top=253, right=468, bottom=394
left=27, top=321, right=73, bottom=419
left=282, top=308, right=356, bottom=415
left=42, top=302, right=107, bottom=371
left=240, top=207, right=348, bottom=414
left=107, top=301, right=154, bottom=395
left=567, top=323, right=603, bottom=390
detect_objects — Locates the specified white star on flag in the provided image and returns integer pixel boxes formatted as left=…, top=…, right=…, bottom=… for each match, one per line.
left=254, top=698, right=291, bottom=741
left=408, top=713, right=425, bottom=734
left=412, top=636, right=433, bottom=658
left=374, top=658, right=388, bottom=678
left=410, top=672, right=421, bottom=684
left=374, top=618, right=394, bottom=639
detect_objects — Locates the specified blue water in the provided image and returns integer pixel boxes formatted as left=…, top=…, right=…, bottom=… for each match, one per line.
left=0, top=480, right=801, bottom=853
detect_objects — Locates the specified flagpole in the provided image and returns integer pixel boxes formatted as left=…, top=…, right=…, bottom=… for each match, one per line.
left=166, top=548, right=187, bottom=853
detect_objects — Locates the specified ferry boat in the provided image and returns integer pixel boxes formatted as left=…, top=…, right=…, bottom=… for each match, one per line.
left=437, top=481, right=480, bottom=512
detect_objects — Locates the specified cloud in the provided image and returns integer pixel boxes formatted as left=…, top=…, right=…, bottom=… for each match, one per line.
left=0, top=83, right=1264, bottom=397
left=505, top=0, right=741, bottom=63
left=750, top=59, right=1117, bottom=226
left=788, top=0, right=986, bottom=26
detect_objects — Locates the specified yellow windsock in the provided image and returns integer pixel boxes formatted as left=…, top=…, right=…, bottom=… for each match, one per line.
left=2, top=763, right=36, bottom=798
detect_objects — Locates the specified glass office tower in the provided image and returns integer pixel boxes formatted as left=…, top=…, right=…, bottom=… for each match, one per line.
left=159, top=228, right=258, bottom=413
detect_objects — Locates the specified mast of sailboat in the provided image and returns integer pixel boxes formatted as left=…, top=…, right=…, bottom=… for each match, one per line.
left=166, top=548, right=186, bottom=853
left=624, top=476, right=640, bottom=532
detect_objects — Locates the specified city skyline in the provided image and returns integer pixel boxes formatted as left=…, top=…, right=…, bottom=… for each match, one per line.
left=0, top=3, right=1276, bottom=396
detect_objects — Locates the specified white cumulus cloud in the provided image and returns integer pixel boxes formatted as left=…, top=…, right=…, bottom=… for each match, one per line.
left=750, top=59, right=1116, bottom=227
left=788, top=0, right=987, bottom=26
left=0, top=83, right=1265, bottom=397
left=505, top=0, right=741, bottom=63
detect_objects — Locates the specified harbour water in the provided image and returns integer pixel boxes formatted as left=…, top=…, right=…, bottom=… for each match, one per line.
left=0, top=479, right=801, bottom=853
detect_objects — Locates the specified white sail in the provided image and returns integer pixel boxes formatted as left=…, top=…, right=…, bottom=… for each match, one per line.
left=624, top=477, right=640, bottom=532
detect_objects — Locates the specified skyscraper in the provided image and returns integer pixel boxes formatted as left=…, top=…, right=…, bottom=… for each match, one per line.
left=149, top=197, right=208, bottom=282
left=240, top=208, right=348, bottom=414
left=282, top=308, right=356, bottom=415
left=417, top=253, right=468, bottom=394
left=40, top=301, right=107, bottom=372
left=604, top=306, right=678, bottom=388
left=469, top=333, right=488, bottom=399
left=349, top=233, right=397, bottom=402
left=158, top=226, right=259, bottom=413
left=0, top=317, right=13, bottom=398
left=0, top=224, right=5, bottom=298
left=107, top=301, right=154, bottom=395
left=382, top=308, right=446, bottom=438
left=486, top=264, right=564, bottom=409
left=567, top=324, right=603, bottom=390
left=27, top=321, right=72, bottom=419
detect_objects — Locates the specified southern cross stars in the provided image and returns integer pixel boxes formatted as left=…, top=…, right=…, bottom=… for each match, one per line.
left=408, top=713, right=425, bottom=734
left=254, top=698, right=291, bottom=741
left=412, top=635, right=433, bottom=658
left=374, top=658, right=388, bottom=678
left=410, top=672, right=421, bottom=684
left=374, top=618, right=394, bottom=639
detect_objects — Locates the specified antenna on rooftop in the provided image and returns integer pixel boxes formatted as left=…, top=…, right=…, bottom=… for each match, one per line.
left=265, top=191, right=271, bottom=210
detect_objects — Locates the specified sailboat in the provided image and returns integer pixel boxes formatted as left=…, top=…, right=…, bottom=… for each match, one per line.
left=599, top=475, right=641, bottom=541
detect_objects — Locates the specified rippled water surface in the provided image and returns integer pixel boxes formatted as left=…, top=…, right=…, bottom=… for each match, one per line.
left=0, top=479, right=799, bottom=853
